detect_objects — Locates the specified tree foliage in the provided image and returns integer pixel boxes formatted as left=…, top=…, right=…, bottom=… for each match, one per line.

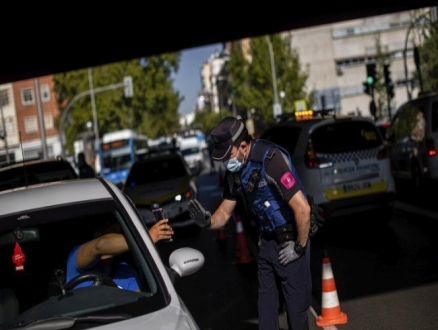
left=416, top=12, right=438, bottom=93
left=226, top=33, right=309, bottom=126
left=191, top=106, right=233, bottom=136
left=53, top=53, right=183, bottom=154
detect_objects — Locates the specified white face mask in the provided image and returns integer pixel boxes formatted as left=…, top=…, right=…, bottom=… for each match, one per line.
left=224, top=148, right=244, bottom=172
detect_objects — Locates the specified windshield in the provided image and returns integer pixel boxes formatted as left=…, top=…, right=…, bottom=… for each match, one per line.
left=311, top=121, right=382, bottom=153
left=0, top=199, right=166, bottom=329
left=102, top=146, right=133, bottom=172
left=126, top=156, right=188, bottom=185
left=181, top=147, right=200, bottom=156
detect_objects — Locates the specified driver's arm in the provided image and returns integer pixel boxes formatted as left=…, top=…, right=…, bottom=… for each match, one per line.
left=76, top=233, right=129, bottom=270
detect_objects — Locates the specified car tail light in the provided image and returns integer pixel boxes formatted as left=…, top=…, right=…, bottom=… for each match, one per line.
left=305, top=140, right=333, bottom=168
left=377, top=145, right=388, bottom=159
left=426, top=139, right=437, bottom=157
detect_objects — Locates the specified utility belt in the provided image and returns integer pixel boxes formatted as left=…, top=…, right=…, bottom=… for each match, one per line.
left=260, top=223, right=296, bottom=243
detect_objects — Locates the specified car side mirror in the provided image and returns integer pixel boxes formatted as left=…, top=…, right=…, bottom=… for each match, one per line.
left=167, top=247, right=204, bottom=283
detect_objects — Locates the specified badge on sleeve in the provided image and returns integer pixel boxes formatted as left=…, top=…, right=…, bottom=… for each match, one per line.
left=280, top=172, right=295, bottom=189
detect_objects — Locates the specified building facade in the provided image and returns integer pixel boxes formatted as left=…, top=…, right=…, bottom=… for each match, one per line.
left=285, top=9, right=427, bottom=119
left=198, top=8, right=430, bottom=121
left=0, top=75, right=62, bottom=165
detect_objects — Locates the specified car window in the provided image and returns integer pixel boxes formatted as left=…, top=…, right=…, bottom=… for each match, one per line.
left=126, top=156, right=188, bottom=185
left=388, top=101, right=426, bottom=142
left=261, top=126, right=302, bottom=156
left=0, top=162, right=77, bottom=191
left=432, top=101, right=438, bottom=133
left=311, top=121, right=382, bottom=153
left=0, top=198, right=166, bottom=328
left=181, top=147, right=200, bottom=156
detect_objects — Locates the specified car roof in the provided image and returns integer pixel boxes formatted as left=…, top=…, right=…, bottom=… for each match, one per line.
left=0, top=179, right=112, bottom=216
left=269, top=115, right=375, bottom=130
left=0, top=158, right=72, bottom=171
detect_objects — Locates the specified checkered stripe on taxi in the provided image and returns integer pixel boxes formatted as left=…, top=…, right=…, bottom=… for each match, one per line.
left=320, top=147, right=380, bottom=163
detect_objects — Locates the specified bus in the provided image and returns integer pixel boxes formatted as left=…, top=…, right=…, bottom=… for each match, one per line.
left=98, top=129, right=148, bottom=187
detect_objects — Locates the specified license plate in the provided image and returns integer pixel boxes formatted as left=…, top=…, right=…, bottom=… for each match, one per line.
left=343, top=181, right=371, bottom=192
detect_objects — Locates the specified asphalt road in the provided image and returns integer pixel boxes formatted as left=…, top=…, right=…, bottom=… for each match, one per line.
left=155, top=159, right=438, bottom=330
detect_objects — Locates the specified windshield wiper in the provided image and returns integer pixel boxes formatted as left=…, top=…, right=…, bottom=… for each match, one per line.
left=11, top=315, right=128, bottom=330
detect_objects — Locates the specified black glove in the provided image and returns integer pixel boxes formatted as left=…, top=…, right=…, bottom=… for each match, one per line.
left=278, top=240, right=302, bottom=266
left=187, top=199, right=211, bottom=228
left=307, top=195, right=325, bottom=236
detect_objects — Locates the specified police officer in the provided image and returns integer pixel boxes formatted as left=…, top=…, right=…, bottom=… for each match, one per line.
left=188, top=117, right=323, bottom=330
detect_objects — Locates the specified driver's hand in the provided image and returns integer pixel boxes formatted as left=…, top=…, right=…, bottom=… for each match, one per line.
left=149, top=219, right=173, bottom=243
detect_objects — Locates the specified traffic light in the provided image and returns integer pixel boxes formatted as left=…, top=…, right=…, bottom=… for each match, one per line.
left=363, top=82, right=372, bottom=96
left=384, top=64, right=395, bottom=99
left=366, top=63, right=376, bottom=87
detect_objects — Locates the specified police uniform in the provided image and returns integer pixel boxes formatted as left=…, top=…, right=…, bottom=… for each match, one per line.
left=223, top=139, right=311, bottom=330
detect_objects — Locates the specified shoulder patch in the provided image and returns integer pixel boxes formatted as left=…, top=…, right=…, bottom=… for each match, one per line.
left=280, top=172, right=295, bottom=189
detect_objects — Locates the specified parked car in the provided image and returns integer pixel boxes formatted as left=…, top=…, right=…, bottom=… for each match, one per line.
left=179, top=136, right=204, bottom=175
left=0, top=157, right=78, bottom=192
left=260, top=111, right=396, bottom=221
left=0, top=177, right=203, bottom=329
left=123, top=148, right=198, bottom=229
left=386, top=92, right=438, bottom=190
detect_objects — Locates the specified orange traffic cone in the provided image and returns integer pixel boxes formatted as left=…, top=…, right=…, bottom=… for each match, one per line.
left=316, top=251, right=347, bottom=327
left=234, top=214, right=254, bottom=264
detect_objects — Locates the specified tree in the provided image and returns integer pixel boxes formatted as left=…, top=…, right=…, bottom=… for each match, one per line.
left=226, top=33, right=309, bottom=127
left=53, top=53, right=183, bottom=154
left=191, top=107, right=233, bottom=136
left=415, top=10, right=438, bottom=93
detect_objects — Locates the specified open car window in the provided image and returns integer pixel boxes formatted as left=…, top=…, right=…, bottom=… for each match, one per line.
left=0, top=198, right=167, bottom=329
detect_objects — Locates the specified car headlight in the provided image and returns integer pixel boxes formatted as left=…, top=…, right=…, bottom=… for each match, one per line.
left=175, top=187, right=195, bottom=202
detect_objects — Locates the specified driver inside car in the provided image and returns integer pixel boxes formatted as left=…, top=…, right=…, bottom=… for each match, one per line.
left=66, top=219, right=173, bottom=292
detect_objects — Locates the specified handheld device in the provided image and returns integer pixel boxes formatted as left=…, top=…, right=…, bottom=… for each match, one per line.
left=152, top=208, right=173, bottom=242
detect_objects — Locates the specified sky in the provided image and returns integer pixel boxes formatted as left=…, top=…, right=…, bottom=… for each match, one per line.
left=173, top=43, right=223, bottom=115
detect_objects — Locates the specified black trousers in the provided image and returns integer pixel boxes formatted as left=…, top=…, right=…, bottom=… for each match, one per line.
left=258, top=238, right=311, bottom=330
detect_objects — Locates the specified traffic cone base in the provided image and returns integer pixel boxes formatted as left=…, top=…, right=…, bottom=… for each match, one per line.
left=316, top=256, right=347, bottom=327
left=234, top=215, right=253, bottom=264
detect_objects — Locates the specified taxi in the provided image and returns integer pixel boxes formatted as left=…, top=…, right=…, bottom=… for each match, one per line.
left=261, top=110, right=396, bottom=221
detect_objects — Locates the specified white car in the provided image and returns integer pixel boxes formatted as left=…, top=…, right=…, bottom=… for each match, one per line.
left=0, top=178, right=203, bottom=329
left=180, top=136, right=204, bottom=175
left=261, top=112, right=396, bottom=221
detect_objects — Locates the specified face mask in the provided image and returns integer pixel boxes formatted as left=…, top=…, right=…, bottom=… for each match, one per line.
left=224, top=148, right=244, bottom=172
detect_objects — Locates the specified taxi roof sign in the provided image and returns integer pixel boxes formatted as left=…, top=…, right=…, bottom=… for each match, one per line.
left=295, top=110, right=313, bottom=121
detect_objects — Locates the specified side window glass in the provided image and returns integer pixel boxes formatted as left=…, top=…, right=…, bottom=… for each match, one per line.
left=432, top=101, right=438, bottom=132
left=389, top=102, right=423, bottom=141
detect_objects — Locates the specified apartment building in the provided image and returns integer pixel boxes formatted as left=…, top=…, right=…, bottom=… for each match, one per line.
left=0, top=75, right=62, bottom=165
left=286, top=9, right=426, bottom=118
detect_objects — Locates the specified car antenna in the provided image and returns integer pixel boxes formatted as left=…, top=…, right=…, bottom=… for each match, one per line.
left=19, top=132, right=28, bottom=187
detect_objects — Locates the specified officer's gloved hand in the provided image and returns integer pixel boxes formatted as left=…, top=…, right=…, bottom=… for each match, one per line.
left=312, top=204, right=325, bottom=227
left=278, top=240, right=302, bottom=266
left=187, top=199, right=211, bottom=228
left=307, top=195, right=325, bottom=236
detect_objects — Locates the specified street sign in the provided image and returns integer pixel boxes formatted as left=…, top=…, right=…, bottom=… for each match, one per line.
left=123, top=76, right=133, bottom=98
left=273, top=103, right=282, bottom=118
left=294, top=99, right=307, bottom=111
left=246, top=119, right=255, bottom=135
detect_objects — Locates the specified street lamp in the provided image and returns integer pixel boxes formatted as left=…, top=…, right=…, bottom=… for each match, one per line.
left=265, top=35, right=281, bottom=118
left=280, top=90, right=285, bottom=106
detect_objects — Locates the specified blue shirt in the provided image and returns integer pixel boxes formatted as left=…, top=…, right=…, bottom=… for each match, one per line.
left=66, top=245, right=140, bottom=291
